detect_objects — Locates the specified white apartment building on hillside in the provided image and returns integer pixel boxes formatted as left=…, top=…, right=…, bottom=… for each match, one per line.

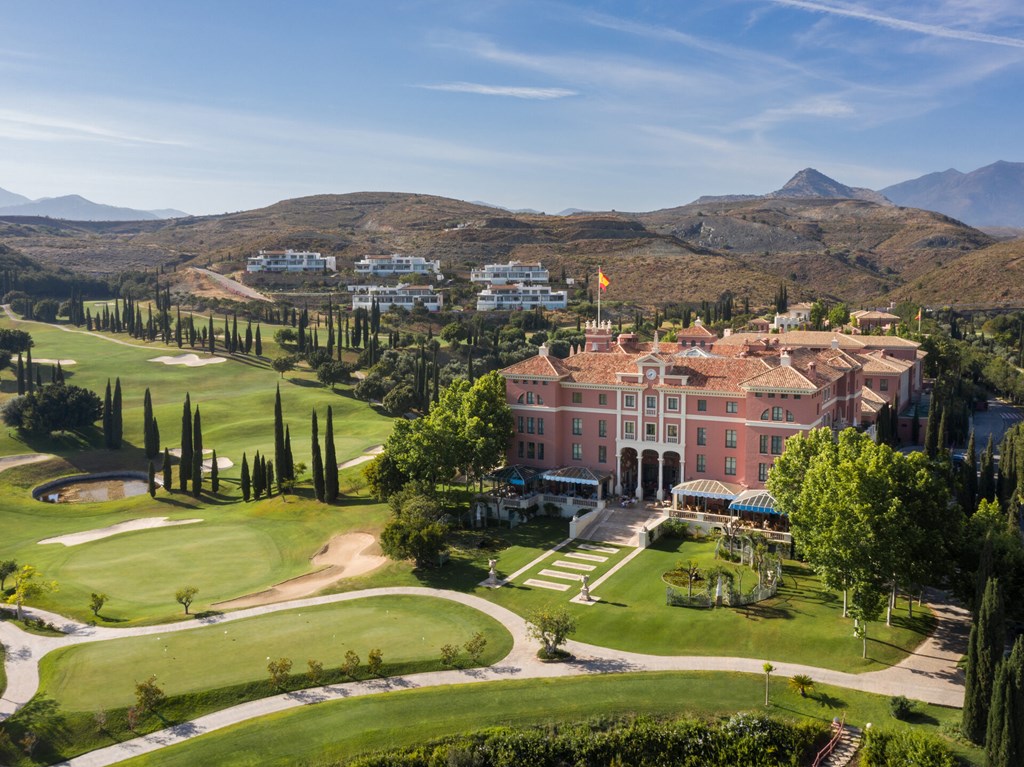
left=351, top=285, right=444, bottom=312
left=476, top=283, right=568, bottom=311
left=354, top=254, right=442, bottom=279
left=471, top=261, right=550, bottom=285
left=247, top=250, right=337, bottom=273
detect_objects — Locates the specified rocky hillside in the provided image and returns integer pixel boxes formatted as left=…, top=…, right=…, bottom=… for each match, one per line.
left=1, top=189, right=1021, bottom=308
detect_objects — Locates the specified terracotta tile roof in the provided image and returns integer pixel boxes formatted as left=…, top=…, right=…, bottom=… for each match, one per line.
left=852, top=310, right=899, bottom=320
left=671, top=356, right=771, bottom=392
left=713, top=330, right=921, bottom=353
left=677, top=323, right=716, bottom=338
left=861, top=385, right=888, bottom=414
left=741, top=364, right=816, bottom=391
left=856, top=351, right=914, bottom=373
left=502, top=353, right=567, bottom=378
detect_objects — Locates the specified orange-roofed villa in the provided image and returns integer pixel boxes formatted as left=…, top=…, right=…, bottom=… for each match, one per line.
left=481, top=320, right=926, bottom=544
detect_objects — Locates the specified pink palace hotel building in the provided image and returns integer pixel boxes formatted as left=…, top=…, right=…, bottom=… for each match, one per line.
left=496, top=320, right=925, bottom=517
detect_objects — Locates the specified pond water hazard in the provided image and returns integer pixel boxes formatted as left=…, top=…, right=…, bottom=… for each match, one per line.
left=35, top=476, right=150, bottom=503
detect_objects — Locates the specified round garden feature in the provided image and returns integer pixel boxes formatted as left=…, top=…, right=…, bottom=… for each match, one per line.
left=33, top=472, right=151, bottom=504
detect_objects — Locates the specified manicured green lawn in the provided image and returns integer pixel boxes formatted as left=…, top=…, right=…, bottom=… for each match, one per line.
left=39, top=595, right=513, bottom=711
left=116, top=672, right=981, bottom=767
left=485, top=535, right=934, bottom=673
left=0, top=314, right=398, bottom=623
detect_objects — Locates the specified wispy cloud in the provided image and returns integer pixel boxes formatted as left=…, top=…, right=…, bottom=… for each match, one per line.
left=735, top=95, right=856, bottom=131
left=0, top=109, right=189, bottom=147
left=768, top=0, right=1024, bottom=49
left=416, top=82, right=577, bottom=99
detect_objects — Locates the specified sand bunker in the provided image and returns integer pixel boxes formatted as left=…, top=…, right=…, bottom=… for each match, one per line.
left=39, top=517, right=203, bottom=547
left=33, top=358, right=77, bottom=366
left=338, top=445, right=384, bottom=470
left=214, top=533, right=386, bottom=609
left=168, top=448, right=214, bottom=458
left=0, top=454, right=53, bottom=474
left=149, top=353, right=226, bottom=367
left=203, top=456, right=234, bottom=470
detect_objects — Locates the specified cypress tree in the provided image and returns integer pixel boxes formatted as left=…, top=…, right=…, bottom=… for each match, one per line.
left=311, top=409, right=325, bottom=502
left=208, top=315, right=215, bottom=355
left=112, top=378, right=123, bottom=449
left=284, top=425, right=293, bottom=484
left=143, top=388, right=157, bottom=459
left=986, top=636, right=1024, bottom=767
left=274, top=384, right=285, bottom=489
left=16, top=352, right=24, bottom=395
left=963, top=430, right=978, bottom=512
left=245, top=322, right=253, bottom=354
left=103, top=379, right=113, bottom=448
left=980, top=435, right=996, bottom=502
left=938, top=407, right=949, bottom=451
left=255, top=325, right=262, bottom=356
left=265, top=460, right=274, bottom=497
left=324, top=406, right=338, bottom=502
left=192, top=406, right=203, bottom=457
left=56, top=361, right=64, bottom=384
left=240, top=453, right=251, bottom=502
left=26, top=347, right=33, bottom=394
left=152, top=417, right=160, bottom=457
left=35, top=367, right=42, bottom=389
left=147, top=461, right=157, bottom=498
left=924, top=403, right=939, bottom=458
left=180, top=393, right=193, bottom=491
left=191, top=447, right=202, bottom=498
left=963, top=577, right=1005, bottom=743
left=210, top=449, right=219, bottom=493
left=162, top=448, right=172, bottom=492
left=253, top=450, right=264, bottom=499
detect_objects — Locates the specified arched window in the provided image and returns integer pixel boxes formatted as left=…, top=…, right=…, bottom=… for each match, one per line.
left=526, top=392, right=534, bottom=404
left=786, top=410, right=794, bottom=422
left=517, top=393, right=525, bottom=403
left=761, top=409, right=770, bottom=420
left=772, top=406, right=783, bottom=421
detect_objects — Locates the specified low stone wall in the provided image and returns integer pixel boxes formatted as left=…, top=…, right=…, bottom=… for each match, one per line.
left=32, top=471, right=150, bottom=501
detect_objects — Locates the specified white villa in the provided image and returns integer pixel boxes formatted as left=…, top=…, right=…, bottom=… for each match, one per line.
left=476, top=283, right=568, bottom=311
left=772, top=302, right=813, bottom=331
left=246, top=250, right=337, bottom=273
left=471, top=261, right=550, bottom=285
left=351, top=285, right=444, bottom=312
left=354, top=254, right=442, bottom=279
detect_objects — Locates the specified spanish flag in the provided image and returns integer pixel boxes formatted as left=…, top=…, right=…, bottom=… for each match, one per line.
left=915, top=307, right=922, bottom=322
left=598, top=269, right=610, bottom=292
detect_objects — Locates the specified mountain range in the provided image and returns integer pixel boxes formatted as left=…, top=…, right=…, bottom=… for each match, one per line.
left=880, top=161, right=1024, bottom=227
left=0, top=188, right=188, bottom=221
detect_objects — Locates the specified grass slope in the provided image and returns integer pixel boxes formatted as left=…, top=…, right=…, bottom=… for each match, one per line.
left=0, top=313, right=397, bottom=623
left=116, top=672, right=981, bottom=767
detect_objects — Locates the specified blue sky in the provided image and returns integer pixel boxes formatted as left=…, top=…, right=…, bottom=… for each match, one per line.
left=1, top=0, right=1022, bottom=215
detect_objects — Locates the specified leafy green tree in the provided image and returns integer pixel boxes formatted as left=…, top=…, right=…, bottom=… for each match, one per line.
left=135, top=676, right=166, bottom=717
left=175, top=585, right=198, bottom=615
left=367, top=648, right=383, bottom=676
left=980, top=434, right=996, bottom=502
left=1, top=384, right=102, bottom=435
left=89, top=592, right=108, bottom=617
left=440, top=644, right=459, bottom=667
left=380, top=492, right=449, bottom=567
left=464, top=632, right=487, bottom=664
left=963, top=577, right=1006, bottom=743
left=0, top=559, right=18, bottom=590
left=5, top=564, right=58, bottom=620
left=267, top=657, right=292, bottom=690
left=342, top=650, right=360, bottom=679
left=363, top=452, right=409, bottom=500
left=526, top=606, right=577, bottom=657
left=272, top=355, right=297, bottom=379
left=306, top=659, right=324, bottom=686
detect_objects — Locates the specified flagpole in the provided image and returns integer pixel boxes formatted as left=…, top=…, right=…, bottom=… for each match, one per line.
left=597, top=265, right=602, bottom=326
left=918, top=307, right=922, bottom=334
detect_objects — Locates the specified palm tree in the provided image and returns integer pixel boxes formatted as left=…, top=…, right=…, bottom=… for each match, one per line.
left=763, top=662, right=774, bottom=706
left=788, top=674, right=815, bottom=698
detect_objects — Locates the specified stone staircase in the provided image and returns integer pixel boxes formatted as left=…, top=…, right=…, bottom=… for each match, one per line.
left=818, top=724, right=862, bottom=767
left=583, top=506, right=665, bottom=546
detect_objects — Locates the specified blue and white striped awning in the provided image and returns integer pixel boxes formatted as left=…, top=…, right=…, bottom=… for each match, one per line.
left=729, top=489, right=783, bottom=515
left=671, top=479, right=742, bottom=500
left=540, top=466, right=612, bottom=486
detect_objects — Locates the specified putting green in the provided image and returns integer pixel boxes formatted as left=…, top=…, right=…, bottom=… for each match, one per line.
left=39, top=595, right=513, bottom=711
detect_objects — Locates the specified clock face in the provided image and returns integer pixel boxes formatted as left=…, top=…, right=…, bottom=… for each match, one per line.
left=646, top=369, right=657, bottom=380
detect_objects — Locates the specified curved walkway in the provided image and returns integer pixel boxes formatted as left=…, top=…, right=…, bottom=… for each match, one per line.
left=0, top=587, right=968, bottom=767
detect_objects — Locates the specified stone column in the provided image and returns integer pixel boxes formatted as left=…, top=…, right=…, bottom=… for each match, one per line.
left=615, top=452, right=623, bottom=496
left=656, top=456, right=665, bottom=501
